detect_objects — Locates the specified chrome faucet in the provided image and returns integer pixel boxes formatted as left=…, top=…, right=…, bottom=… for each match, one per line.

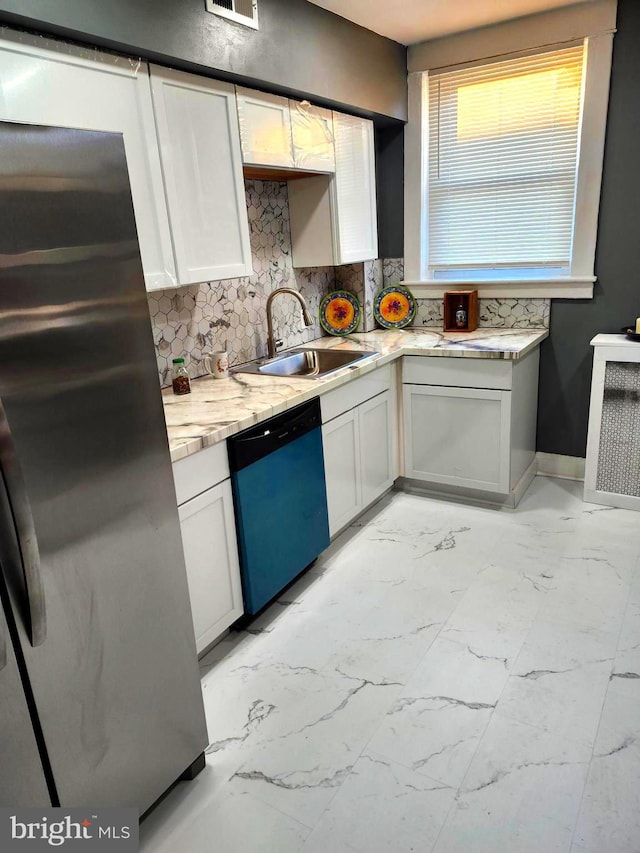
left=266, top=288, right=314, bottom=358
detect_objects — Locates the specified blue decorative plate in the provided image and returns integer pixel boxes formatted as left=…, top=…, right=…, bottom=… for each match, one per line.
left=319, top=291, right=361, bottom=336
left=374, top=285, right=416, bottom=329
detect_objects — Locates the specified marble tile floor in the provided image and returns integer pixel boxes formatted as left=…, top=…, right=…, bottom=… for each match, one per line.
left=140, top=477, right=640, bottom=853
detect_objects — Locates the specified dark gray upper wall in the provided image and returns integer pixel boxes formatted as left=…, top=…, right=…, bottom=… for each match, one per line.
left=0, top=0, right=407, bottom=123
left=537, top=0, right=639, bottom=458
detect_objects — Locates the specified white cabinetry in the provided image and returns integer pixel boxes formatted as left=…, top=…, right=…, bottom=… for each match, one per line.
left=173, top=443, right=243, bottom=654
left=288, top=113, right=378, bottom=267
left=321, top=365, right=397, bottom=537
left=0, top=31, right=176, bottom=291
left=150, top=65, right=253, bottom=284
left=331, top=112, right=378, bottom=264
left=236, top=89, right=335, bottom=173
left=323, top=409, right=362, bottom=536
left=404, top=385, right=511, bottom=493
left=290, top=100, right=335, bottom=171
left=359, top=391, right=396, bottom=508
left=237, top=88, right=294, bottom=168
left=402, top=352, right=539, bottom=506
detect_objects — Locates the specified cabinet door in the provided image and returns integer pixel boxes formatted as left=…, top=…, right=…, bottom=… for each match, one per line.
left=359, top=391, right=395, bottom=509
left=290, top=100, right=335, bottom=172
left=150, top=65, right=252, bottom=284
left=237, top=87, right=294, bottom=168
left=403, top=384, right=511, bottom=494
left=322, top=409, right=362, bottom=537
left=0, top=33, right=176, bottom=291
left=178, top=480, right=243, bottom=654
left=331, top=112, right=378, bottom=264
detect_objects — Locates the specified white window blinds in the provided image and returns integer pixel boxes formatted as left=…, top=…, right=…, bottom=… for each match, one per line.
left=428, top=44, right=585, bottom=278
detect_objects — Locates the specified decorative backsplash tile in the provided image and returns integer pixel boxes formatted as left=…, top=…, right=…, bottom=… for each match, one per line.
left=382, top=257, right=404, bottom=287
left=334, top=263, right=365, bottom=331
left=148, top=224, right=550, bottom=387
left=363, top=259, right=383, bottom=331
left=148, top=180, right=335, bottom=386
left=334, top=259, right=382, bottom=332
left=381, top=258, right=550, bottom=330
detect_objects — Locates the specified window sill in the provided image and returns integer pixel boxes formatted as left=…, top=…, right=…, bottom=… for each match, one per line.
left=401, top=277, right=596, bottom=299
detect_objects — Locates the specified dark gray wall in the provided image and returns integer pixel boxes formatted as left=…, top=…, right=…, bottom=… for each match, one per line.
left=537, top=0, right=639, bottom=458
left=0, top=0, right=407, bottom=122
left=376, top=125, right=404, bottom=259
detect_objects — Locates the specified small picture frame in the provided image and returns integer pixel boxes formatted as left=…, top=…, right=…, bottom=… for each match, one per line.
left=443, top=290, right=478, bottom=332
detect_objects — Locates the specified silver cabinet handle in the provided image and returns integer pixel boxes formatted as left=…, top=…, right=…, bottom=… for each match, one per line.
left=0, top=399, right=46, bottom=647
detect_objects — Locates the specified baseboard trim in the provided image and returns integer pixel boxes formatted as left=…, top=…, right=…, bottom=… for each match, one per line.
left=398, top=458, right=538, bottom=511
left=536, top=452, right=585, bottom=481
left=584, top=487, right=640, bottom=512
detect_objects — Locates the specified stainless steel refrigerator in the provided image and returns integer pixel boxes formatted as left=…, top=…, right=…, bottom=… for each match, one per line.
left=0, top=121, right=208, bottom=813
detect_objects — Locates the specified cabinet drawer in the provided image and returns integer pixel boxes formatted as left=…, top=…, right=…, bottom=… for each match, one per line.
left=173, top=442, right=230, bottom=506
left=321, top=364, right=391, bottom=423
left=402, top=356, right=513, bottom=390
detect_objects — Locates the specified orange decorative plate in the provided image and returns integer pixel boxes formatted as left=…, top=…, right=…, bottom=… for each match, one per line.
left=319, top=291, right=361, bottom=336
left=374, top=285, right=416, bottom=329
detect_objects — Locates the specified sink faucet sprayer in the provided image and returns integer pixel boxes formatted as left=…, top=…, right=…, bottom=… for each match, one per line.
left=266, top=288, right=313, bottom=359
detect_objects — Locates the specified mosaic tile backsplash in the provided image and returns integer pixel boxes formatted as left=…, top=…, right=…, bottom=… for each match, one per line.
left=380, top=259, right=551, bottom=330
left=147, top=197, right=550, bottom=387
left=148, top=180, right=335, bottom=386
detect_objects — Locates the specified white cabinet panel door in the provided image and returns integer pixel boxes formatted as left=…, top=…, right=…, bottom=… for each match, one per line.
left=323, top=409, right=362, bottom=537
left=237, top=87, right=294, bottom=167
left=150, top=66, right=252, bottom=284
left=0, top=33, right=176, bottom=291
left=290, top=100, right=335, bottom=172
left=404, top=384, right=511, bottom=494
left=331, top=112, right=378, bottom=264
left=359, top=391, right=395, bottom=509
left=178, top=480, right=243, bottom=654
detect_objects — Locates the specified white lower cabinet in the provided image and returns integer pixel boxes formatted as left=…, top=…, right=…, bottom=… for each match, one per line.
left=402, top=351, right=539, bottom=504
left=403, top=385, right=511, bottom=494
left=322, top=372, right=397, bottom=537
left=360, top=391, right=396, bottom=508
left=173, top=443, right=243, bottom=655
left=178, top=480, right=243, bottom=655
left=323, top=408, right=362, bottom=536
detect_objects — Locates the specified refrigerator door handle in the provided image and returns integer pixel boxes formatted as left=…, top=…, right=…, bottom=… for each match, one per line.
left=0, top=613, right=5, bottom=672
left=0, top=399, right=46, bottom=647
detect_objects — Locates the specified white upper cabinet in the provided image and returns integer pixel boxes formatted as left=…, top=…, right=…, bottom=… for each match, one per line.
left=0, top=32, right=176, bottom=291
left=150, top=65, right=253, bottom=284
left=290, top=100, right=335, bottom=172
left=288, top=113, right=378, bottom=266
left=237, top=87, right=294, bottom=168
left=331, top=112, right=378, bottom=264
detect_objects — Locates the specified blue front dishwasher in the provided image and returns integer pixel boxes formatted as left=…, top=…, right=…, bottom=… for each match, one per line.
left=228, top=397, right=330, bottom=616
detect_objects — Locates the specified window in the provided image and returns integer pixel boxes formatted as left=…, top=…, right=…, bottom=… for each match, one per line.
left=405, top=35, right=614, bottom=297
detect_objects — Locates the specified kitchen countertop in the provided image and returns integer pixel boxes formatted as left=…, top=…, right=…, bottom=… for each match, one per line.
left=163, top=328, right=548, bottom=462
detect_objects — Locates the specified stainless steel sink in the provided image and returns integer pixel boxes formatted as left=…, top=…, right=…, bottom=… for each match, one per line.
left=234, top=348, right=378, bottom=380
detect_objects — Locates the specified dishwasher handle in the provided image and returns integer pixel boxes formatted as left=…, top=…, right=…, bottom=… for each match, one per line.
left=228, top=397, right=322, bottom=471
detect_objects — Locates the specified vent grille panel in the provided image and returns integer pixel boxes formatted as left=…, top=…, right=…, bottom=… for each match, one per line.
left=205, top=0, right=258, bottom=28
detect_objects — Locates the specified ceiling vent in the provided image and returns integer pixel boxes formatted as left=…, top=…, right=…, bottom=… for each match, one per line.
left=205, top=0, right=259, bottom=30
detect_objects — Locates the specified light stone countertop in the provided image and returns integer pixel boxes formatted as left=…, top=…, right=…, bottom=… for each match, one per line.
left=163, top=328, right=548, bottom=462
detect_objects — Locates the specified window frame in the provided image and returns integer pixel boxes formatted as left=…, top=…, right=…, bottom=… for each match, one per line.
left=403, top=34, right=614, bottom=299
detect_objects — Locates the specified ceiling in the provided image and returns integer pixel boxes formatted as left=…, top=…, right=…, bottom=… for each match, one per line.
left=307, top=0, right=596, bottom=45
